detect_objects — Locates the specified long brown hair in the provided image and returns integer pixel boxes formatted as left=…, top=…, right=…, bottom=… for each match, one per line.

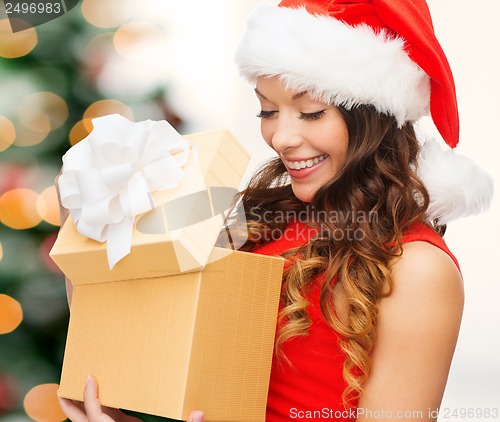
left=221, top=105, right=434, bottom=403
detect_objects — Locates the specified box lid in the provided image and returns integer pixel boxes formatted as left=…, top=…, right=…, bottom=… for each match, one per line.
left=50, top=129, right=250, bottom=285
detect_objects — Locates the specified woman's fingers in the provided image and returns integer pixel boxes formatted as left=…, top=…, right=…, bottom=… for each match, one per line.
left=58, top=395, right=88, bottom=422
left=83, top=375, right=115, bottom=422
left=187, top=411, right=204, bottom=422
left=60, top=376, right=202, bottom=422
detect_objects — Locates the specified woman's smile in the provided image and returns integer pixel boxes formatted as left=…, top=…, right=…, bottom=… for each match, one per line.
left=283, top=154, right=330, bottom=179
left=283, top=153, right=329, bottom=170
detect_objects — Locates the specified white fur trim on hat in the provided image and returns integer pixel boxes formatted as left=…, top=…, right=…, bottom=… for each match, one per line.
left=416, top=135, right=495, bottom=224
left=235, top=3, right=431, bottom=125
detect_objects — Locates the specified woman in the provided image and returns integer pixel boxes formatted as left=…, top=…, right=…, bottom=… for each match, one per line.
left=59, top=0, right=493, bottom=421
left=231, top=76, right=463, bottom=420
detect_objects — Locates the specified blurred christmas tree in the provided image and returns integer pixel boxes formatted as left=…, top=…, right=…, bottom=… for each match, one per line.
left=0, top=2, right=183, bottom=420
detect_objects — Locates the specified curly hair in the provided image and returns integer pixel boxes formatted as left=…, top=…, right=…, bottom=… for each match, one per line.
left=219, top=105, right=438, bottom=404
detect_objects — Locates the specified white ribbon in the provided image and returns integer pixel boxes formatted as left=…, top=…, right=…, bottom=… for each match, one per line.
left=58, top=114, right=191, bottom=269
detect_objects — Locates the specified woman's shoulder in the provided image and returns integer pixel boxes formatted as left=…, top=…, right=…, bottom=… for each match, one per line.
left=388, top=236, right=464, bottom=317
left=395, top=240, right=462, bottom=285
left=393, top=219, right=463, bottom=290
left=384, top=220, right=464, bottom=329
left=401, top=221, right=460, bottom=271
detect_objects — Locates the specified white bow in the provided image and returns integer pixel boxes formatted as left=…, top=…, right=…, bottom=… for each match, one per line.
left=57, top=114, right=191, bottom=269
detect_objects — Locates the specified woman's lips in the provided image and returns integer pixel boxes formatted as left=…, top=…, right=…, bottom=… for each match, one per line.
left=284, top=154, right=329, bottom=179
left=284, top=153, right=329, bottom=170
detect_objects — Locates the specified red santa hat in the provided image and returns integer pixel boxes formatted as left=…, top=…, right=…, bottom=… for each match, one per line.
left=235, top=0, right=493, bottom=224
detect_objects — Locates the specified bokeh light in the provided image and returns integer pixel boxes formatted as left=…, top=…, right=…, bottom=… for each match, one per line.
left=36, top=186, right=60, bottom=226
left=81, top=0, right=134, bottom=29
left=0, top=240, right=3, bottom=262
left=69, top=120, right=90, bottom=146
left=80, top=32, right=116, bottom=87
left=12, top=92, right=69, bottom=147
left=0, top=115, right=16, bottom=152
left=82, top=32, right=115, bottom=61
left=70, top=99, right=135, bottom=146
left=13, top=120, right=51, bottom=148
left=0, top=164, right=29, bottom=195
left=0, top=189, right=41, bottom=230
left=0, top=294, right=23, bottom=335
left=0, top=19, right=37, bottom=58
left=114, top=21, right=168, bottom=62
left=82, top=99, right=134, bottom=132
left=18, top=92, right=69, bottom=131
left=23, top=383, right=66, bottom=422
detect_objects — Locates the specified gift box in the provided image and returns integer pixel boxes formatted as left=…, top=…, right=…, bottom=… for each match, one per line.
left=50, top=119, right=284, bottom=422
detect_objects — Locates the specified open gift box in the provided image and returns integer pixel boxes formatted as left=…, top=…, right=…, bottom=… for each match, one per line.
left=50, top=127, right=284, bottom=422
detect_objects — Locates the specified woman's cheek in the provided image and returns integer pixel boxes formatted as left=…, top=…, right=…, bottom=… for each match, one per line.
left=261, top=123, right=274, bottom=148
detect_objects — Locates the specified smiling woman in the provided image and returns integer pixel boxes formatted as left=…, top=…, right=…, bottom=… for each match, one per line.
left=228, top=0, right=492, bottom=420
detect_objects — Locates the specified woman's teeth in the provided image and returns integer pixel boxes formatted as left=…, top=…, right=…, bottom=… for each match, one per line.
left=285, top=154, right=328, bottom=170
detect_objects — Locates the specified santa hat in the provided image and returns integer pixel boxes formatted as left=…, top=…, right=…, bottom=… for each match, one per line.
left=235, top=0, right=493, bottom=224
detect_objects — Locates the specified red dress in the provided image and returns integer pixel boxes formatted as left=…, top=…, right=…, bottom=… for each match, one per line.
left=252, top=220, right=459, bottom=421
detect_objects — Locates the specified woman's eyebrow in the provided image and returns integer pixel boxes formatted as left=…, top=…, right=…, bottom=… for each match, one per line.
left=254, top=88, right=269, bottom=100
left=254, top=88, right=307, bottom=101
left=292, top=91, right=307, bottom=100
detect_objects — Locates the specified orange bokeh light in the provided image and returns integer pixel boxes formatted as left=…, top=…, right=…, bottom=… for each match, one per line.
left=19, top=111, right=51, bottom=133
left=0, top=294, right=23, bottom=335
left=81, top=0, right=133, bottom=29
left=0, top=189, right=41, bottom=229
left=24, top=384, right=66, bottom=422
left=18, top=92, right=69, bottom=132
left=82, top=99, right=134, bottom=132
left=36, top=186, right=60, bottom=226
left=13, top=121, right=51, bottom=147
left=0, top=18, right=37, bottom=58
left=114, top=21, right=166, bottom=62
left=0, top=115, right=16, bottom=152
left=69, top=120, right=90, bottom=146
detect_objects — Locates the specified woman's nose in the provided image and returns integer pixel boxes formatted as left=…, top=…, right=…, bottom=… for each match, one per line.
left=270, top=117, right=303, bottom=153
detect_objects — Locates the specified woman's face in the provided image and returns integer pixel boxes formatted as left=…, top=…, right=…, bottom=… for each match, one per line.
left=255, top=76, right=349, bottom=202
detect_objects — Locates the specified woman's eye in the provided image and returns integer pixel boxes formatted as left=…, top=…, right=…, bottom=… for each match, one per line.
left=256, top=110, right=278, bottom=119
left=300, top=110, right=326, bottom=121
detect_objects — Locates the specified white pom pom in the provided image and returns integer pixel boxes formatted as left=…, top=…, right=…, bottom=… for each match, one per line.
left=417, top=136, right=494, bottom=224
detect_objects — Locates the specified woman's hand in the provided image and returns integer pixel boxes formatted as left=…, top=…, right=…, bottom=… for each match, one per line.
left=58, top=376, right=135, bottom=422
left=58, top=376, right=205, bottom=422
left=187, top=411, right=205, bottom=422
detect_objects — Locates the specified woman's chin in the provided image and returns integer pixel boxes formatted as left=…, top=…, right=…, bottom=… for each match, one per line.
left=291, top=184, right=316, bottom=203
